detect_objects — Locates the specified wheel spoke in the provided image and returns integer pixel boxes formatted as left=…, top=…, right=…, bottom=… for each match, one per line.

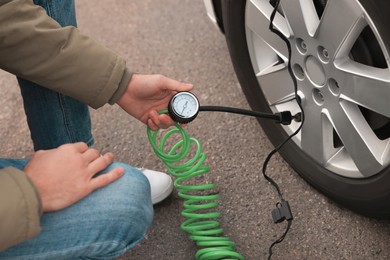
left=337, top=61, right=390, bottom=118
left=281, top=0, right=319, bottom=37
left=246, top=0, right=290, bottom=59
left=330, top=101, right=386, bottom=175
left=316, top=0, right=365, bottom=55
left=300, top=107, right=335, bottom=165
left=256, top=66, right=296, bottom=106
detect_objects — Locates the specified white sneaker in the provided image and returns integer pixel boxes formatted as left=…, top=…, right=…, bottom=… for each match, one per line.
left=138, top=168, right=174, bottom=205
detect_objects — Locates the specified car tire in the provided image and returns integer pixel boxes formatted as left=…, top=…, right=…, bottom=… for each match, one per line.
left=221, top=0, right=390, bottom=218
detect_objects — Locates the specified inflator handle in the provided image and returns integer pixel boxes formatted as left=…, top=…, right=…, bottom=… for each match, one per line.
left=199, top=106, right=293, bottom=125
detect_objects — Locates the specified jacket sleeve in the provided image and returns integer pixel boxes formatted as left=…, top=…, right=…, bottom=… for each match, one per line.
left=0, top=0, right=132, bottom=108
left=0, top=167, right=42, bottom=251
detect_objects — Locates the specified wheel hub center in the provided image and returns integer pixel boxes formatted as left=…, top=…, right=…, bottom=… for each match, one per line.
left=305, top=56, right=326, bottom=86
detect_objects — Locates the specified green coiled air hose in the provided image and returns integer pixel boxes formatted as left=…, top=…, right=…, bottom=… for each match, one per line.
left=147, top=110, right=244, bottom=260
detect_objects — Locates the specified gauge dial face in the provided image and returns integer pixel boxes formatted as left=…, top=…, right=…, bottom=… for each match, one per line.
left=171, top=92, right=199, bottom=118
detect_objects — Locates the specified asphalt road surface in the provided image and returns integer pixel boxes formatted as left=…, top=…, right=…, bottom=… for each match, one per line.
left=1, top=0, right=389, bottom=259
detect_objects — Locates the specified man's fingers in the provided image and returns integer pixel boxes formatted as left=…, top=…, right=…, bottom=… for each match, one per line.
left=82, top=148, right=101, bottom=163
left=148, top=112, right=175, bottom=130
left=148, top=110, right=162, bottom=130
left=70, top=142, right=89, bottom=152
left=160, top=76, right=193, bottom=92
left=158, top=114, right=175, bottom=129
left=148, top=119, right=159, bottom=131
left=89, top=167, right=124, bottom=190
left=149, top=110, right=160, bottom=125
left=88, top=152, right=115, bottom=173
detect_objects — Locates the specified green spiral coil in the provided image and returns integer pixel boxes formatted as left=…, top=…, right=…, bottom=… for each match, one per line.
left=147, top=111, right=244, bottom=260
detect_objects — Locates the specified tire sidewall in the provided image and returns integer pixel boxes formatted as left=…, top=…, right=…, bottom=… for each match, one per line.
left=222, top=0, right=390, bottom=218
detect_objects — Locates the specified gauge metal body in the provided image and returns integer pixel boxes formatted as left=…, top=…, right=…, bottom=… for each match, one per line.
left=168, top=92, right=200, bottom=123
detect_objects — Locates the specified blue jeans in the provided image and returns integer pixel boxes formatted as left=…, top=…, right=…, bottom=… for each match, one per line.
left=0, top=160, right=153, bottom=260
left=0, top=0, right=153, bottom=259
left=18, top=0, right=93, bottom=151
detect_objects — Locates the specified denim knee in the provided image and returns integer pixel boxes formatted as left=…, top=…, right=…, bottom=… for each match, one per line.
left=0, top=163, right=153, bottom=260
left=84, top=163, right=154, bottom=259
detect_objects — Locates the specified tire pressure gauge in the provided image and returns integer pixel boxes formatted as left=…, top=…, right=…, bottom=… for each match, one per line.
left=168, top=92, right=200, bottom=123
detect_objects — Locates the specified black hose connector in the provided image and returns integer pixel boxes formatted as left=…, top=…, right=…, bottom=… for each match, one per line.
left=199, top=106, right=295, bottom=125
left=275, top=111, right=292, bottom=125
left=272, top=201, right=293, bottom=223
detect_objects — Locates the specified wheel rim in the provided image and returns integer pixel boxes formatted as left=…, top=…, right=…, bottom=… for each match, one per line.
left=245, top=0, right=390, bottom=178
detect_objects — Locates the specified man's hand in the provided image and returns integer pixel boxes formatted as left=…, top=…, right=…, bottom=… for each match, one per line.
left=117, top=74, right=193, bottom=130
left=24, top=142, right=124, bottom=212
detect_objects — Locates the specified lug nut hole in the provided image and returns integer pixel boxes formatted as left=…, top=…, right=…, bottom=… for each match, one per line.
left=313, top=89, right=324, bottom=105
left=296, top=38, right=307, bottom=54
left=328, top=78, right=340, bottom=96
left=293, top=64, right=305, bottom=80
left=318, top=46, right=330, bottom=63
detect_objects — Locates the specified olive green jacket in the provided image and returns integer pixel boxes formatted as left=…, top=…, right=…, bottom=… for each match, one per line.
left=0, top=0, right=132, bottom=250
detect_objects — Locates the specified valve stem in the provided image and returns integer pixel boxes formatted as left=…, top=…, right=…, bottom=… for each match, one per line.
left=293, top=112, right=302, bottom=122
